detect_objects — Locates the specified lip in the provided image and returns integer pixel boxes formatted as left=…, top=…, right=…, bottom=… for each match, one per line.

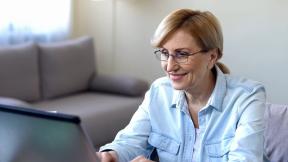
left=169, top=73, right=187, bottom=81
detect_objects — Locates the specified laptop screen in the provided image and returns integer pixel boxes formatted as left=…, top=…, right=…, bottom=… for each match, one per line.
left=0, top=105, right=99, bottom=162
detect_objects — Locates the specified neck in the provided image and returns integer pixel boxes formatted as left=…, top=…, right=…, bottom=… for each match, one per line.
left=185, top=71, right=216, bottom=128
left=185, top=71, right=216, bottom=109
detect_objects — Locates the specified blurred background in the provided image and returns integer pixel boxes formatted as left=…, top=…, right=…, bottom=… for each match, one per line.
left=74, top=0, right=288, bottom=104
left=1, top=0, right=287, bottom=104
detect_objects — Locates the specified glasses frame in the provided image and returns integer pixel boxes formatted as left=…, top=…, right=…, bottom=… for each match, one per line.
left=154, top=48, right=208, bottom=63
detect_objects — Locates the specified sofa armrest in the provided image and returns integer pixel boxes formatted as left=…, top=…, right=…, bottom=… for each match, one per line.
left=89, top=74, right=149, bottom=96
left=264, top=103, right=288, bottom=162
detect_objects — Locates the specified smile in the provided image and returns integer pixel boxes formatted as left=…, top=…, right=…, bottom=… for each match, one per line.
left=169, top=73, right=187, bottom=81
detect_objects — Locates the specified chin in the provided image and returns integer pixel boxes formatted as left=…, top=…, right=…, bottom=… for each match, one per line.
left=171, top=83, right=186, bottom=90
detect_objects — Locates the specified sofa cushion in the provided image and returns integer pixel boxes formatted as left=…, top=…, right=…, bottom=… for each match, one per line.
left=264, top=103, right=288, bottom=162
left=32, top=92, right=143, bottom=146
left=38, top=36, right=96, bottom=99
left=0, top=43, right=40, bottom=102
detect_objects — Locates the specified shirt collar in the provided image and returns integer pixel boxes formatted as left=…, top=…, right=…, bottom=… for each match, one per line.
left=170, top=65, right=227, bottom=112
left=208, top=66, right=227, bottom=111
left=171, top=89, right=183, bottom=109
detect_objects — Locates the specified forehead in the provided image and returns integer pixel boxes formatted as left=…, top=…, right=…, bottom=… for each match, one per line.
left=162, top=29, right=200, bottom=50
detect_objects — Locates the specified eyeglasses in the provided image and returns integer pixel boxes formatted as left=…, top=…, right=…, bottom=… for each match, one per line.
left=154, top=48, right=207, bottom=63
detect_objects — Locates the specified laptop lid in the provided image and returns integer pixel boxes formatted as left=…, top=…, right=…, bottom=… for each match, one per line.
left=0, top=104, right=100, bottom=162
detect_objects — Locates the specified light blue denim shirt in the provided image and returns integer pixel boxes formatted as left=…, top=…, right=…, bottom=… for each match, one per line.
left=100, top=67, right=266, bottom=162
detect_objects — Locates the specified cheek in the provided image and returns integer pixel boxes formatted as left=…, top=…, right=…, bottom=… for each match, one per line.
left=182, top=63, right=196, bottom=73
left=184, top=64, right=203, bottom=79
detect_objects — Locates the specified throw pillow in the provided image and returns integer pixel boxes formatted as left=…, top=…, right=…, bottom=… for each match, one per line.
left=0, top=43, right=40, bottom=102
left=38, top=36, right=96, bottom=99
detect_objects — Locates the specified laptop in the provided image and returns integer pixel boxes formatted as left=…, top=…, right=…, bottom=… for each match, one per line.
left=0, top=104, right=100, bottom=162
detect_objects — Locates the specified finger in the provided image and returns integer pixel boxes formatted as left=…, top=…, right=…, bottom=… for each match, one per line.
left=100, top=152, right=115, bottom=162
left=131, top=155, right=151, bottom=162
left=96, top=152, right=102, bottom=159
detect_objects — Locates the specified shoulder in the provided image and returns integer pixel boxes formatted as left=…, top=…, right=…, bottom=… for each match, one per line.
left=222, top=74, right=266, bottom=110
left=150, top=77, right=173, bottom=89
left=144, top=76, right=177, bottom=102
left=225, top=74, right=265, bottom=94
left=220, top=75, right=266, bottom=119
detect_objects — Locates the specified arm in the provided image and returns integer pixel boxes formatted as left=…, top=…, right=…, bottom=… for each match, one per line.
left=229, top=86, right=266, bottom=162
left=96, top=151, right=118, bottom=162
left=97, top=151, right=156, bottom=162
left=99, top=88, right=154, bottom=162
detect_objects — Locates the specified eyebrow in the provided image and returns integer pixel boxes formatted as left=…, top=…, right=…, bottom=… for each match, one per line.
left=161, top=47, right=192, bottom=51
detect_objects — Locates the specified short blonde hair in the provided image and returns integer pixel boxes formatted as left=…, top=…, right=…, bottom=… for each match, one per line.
left=151, top=9, right=230, bottom=74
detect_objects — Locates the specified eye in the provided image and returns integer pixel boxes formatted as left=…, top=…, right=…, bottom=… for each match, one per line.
left=175, top=50, right=189, bottom=57
left=160, top=49, right=169, bottom=56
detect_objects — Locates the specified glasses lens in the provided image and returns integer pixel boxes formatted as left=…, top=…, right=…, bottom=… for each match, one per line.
left=160, top=52, right=169, bottom=61
left=154, top=49, right=205, bottom=63
left=174, top=51, right=188, bottom=63
left=155, top=51, right=162, bottom=60
left=155, top=50, right=167, bottom=61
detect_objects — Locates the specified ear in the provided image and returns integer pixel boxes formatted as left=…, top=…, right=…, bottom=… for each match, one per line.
left=207, top=48, right=218, bottom=69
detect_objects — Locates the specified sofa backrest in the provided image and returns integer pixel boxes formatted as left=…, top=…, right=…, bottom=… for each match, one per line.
left=0, top=43, right=41, bottom=102
left=38, top=36, right=96, bottom=99
left=264, top=103, right=288, bottom=162
left=0, top=36, right=97, bottom=102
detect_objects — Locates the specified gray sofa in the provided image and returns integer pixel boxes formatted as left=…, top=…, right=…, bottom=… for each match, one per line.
left=264, top=103, right=288, bottom=162
left=0, top=36, right=149, bottom=148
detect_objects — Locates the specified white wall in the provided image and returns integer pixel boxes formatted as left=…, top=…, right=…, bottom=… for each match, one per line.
left=74, top=0, right=115, bottom=75
left=75, top=0, right=288, bottom=104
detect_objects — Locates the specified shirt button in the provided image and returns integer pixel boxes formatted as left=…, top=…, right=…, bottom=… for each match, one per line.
left=199, top=119, right=203, bottom=123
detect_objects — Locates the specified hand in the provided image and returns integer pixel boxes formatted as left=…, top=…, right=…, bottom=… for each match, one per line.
left=96, top=151, right=118, bottom=162
left=130, top=155, right=155, bottom=162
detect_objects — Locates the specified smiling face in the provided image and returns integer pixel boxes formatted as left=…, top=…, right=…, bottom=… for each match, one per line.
left=161, top=29, right=218, bottom=93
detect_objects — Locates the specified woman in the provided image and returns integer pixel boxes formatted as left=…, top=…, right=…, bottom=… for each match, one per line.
left=97, top=8, right=266, bottom=162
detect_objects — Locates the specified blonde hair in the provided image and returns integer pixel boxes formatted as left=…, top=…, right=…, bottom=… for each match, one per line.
left=151, top=9, right=230, bottom=74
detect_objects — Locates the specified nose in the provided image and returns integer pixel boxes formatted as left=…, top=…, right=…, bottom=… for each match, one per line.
left=165, top=56, right=178, bottom=72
